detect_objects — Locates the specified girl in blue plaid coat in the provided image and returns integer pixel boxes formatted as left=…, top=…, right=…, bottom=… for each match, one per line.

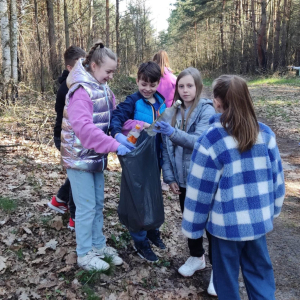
left=182, top=75, right=285, bottom=300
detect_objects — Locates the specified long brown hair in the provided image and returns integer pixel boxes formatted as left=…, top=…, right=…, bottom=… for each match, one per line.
left=213, top=75, right=259, bottom=152
left=171, top=67, right=203, bottom=131
left=153, top=50, right=172, bottom=76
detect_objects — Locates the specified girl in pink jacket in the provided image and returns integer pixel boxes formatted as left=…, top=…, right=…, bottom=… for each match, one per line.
left=153, top=50, right=177, bottom=108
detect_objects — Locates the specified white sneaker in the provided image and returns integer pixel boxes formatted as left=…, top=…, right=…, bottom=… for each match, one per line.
left=207, top=270, right=217, bottom=297
left=77, top=251, right=110, bottom=271
left=92, top=246, right=123, bottom=266
left=178, top=255, right=206, bottom=277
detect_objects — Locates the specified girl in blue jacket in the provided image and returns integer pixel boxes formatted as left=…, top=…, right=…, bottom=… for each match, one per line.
left=154, top=67, right=216, bottom=295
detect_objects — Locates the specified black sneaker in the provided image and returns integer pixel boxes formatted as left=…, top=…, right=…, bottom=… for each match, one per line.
left=134, top=240, right=158, bottom=262
left=147, top=230, right=166, bottom=250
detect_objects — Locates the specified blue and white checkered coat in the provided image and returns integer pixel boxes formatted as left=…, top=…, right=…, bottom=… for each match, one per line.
left=182, top=114, right=285, bottom=241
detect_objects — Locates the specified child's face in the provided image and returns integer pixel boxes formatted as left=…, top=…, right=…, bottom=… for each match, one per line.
left=91, top=57, right=117, bottom=84
left=136, top=78, right=159, bottom=99
left=178, top=75, right=196, bottom=106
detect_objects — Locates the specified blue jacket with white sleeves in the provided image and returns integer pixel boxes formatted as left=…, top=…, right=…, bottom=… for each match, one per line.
left=182, top=114, right=285, bottom=241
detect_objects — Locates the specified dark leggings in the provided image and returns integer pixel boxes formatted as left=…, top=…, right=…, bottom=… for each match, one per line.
left=179, top=187, right=212, bottom=263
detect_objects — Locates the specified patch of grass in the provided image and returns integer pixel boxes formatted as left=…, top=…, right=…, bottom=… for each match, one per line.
left=248, top=77, right=300, bottom=87
left=141, top=276, right=158, bottom=289
left=82, top=286, right=101, bottom=300
left=110, top=231, right=131, bottom=249
left=0, top=196, right=18, bottom=213
left=155, top=258, right=171, bottom=268
left=41, top=215, right=53, bottom=226
left=15, top=248, right=24, bottom=260
left=76, top=255, right=115, bottom=285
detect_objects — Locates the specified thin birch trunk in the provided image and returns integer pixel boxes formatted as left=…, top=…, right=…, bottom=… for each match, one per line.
left=0, top=0, right=11, bottom=100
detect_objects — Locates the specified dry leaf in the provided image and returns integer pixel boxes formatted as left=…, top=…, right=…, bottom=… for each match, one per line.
left=65, top=252, right=77, bottom=265
left=0, top=256, right=7, bottom=272
left=3, top=234, right=16, bottom=246
left=30, top=291, right=41, bottom=299
left=19, top=292, right=30, bottom=300
left=45, top=239, right=58, bottom=250
left=22, top=227, right=32, bottom=234
left=0, top=217, right=10, bottom=226
left=36, top=246, right=47, bottom=255
left=49, top=216, right=63, bottom=231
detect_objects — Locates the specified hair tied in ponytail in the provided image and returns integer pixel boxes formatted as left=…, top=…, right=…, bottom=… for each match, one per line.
left=96, top=42, right=105, bottom=49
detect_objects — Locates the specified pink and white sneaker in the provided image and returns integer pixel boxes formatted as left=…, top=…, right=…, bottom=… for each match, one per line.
left=47, top=196, right=68, bottom=214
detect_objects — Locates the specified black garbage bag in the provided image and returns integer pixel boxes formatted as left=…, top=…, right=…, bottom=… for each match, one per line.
left=117, top=130, right=164, bottom=232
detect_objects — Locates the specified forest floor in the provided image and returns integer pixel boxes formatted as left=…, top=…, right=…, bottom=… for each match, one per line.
left=0, top=78, right=300, bottom=300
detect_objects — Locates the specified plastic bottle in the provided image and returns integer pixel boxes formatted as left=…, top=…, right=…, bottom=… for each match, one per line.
left=146, top=100, right=182, bottom=136
left=127, top=124, right=142, bottom=144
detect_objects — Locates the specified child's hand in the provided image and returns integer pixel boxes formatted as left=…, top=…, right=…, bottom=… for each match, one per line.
left=115, top=133, right=136, bottom=150
left=143, top=122, right=150, bottom=129
left=153, top=121, right=174, bottom=136
left=169, top=182, right=181, bottom=195
left=117, top=145, right=131, bottom=156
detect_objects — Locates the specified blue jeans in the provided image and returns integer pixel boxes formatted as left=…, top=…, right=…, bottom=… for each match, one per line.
left=130, top=229, right=159, bottom=242
left=67, top=169, right=106, bottom=257
left=211, top=234, right=276, bottom=300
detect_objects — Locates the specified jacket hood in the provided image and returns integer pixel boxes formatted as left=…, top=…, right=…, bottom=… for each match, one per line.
left=58, top=70, right=69, bottom=84
left=66, top=58, right=101, bottom=89
left=192, top=98, right=214, bottom=115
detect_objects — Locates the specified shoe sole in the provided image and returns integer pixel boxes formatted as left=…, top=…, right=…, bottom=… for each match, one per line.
left=207, top=291, right=218, bottom=297
left=178, top=265, right=206, bottom=277
left=47, top=202, right=67, bottom=214
left=133, top=245, right=159, bottom=263
left=67, top=225, right=75, bottom=231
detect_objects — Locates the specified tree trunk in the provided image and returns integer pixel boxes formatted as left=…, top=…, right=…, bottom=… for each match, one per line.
left=9, top=0, right=18, bottom=102
left=106, top=0, right=110, bottom=47
left=257, top=0, right=267, bottom=69
left=273, top=0, right=281, bottom=71
left=34, top=0, right=45, bottom=93
left=280, top=0, right=291, bottom=67
left=0, top=0, right=11, bottom=100
left=46, top=0, right=59, bottom=90
left=116, top=0, right=119, bottom=57
left=10, top=0, right=18, bottom=84
left=251, top=0, right=257, bottom=73
left=87, top=0, right=94, bottom=49
left=220, top=0, right=227, bottom=73
left=64, top=0, right=70, bottom=49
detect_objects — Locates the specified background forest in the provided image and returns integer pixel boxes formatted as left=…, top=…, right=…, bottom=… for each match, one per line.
left=1, top=0, right=300, bottom=100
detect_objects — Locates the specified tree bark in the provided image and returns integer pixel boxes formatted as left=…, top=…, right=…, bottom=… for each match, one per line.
left=257, top=0, right=267, bottom=69
left=87, top=0, right=94, bottom=49
left=64, top=0, right=70, bottom=49
left=280, top=0, right=291, bottom=67
left=220, top=0, right=227, bottom=73
left=46, top=0, right=59, bottom=89
left=0, top=0, right=11, bottom=100
left=251, top=0, right=257, bottom=73
left=106, top=0, right=110, bottom=47
left=34, top=0, right=45, bottom=93
left=273, top=0, right=281, bottom=71
left=10, top=0, right=18, bottom=84
left=116, top=0, right=119, bottom=57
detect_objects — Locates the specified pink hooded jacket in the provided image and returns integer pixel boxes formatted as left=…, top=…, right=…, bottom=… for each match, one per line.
left=157, top=68, right=177, bottom=108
